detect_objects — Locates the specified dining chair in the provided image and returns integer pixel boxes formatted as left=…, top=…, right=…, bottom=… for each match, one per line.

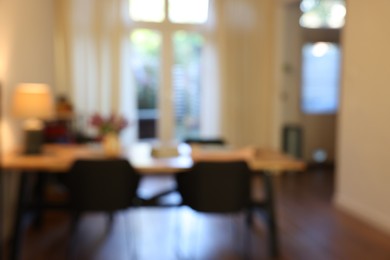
left=183, top=137, right=226, bottom=146
left=174, top=161, right=254, bottom=258
left=66, top=158, right=141, bottom=228
left=65, top=158, right=142, bottom=258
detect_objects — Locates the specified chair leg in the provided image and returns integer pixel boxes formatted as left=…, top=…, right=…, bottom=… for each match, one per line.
left=108, top=212, right=115, bottom=226
left=242, top=212, right=251, bottom=260
left=10, top=172, right=29, bottom=260
left=263, top=172, right=279, bottom=258
left=67, top=211, right=81, bottom=260
left=70, top=212, right=81, bottom=234
left=231, top=213, right=250, bottom=260
left=245, top=207, right=253, bottom=227
left=32, top=172, right=46, bottom=229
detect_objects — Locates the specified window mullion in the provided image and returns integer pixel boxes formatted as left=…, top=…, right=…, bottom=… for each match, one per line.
left=158, top=20, right=174, bottom=142
left=164, top=0, right=169, bottom=23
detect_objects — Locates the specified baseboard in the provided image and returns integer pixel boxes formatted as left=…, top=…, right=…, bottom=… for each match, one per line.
left=335, top=193, right=390, bottom=235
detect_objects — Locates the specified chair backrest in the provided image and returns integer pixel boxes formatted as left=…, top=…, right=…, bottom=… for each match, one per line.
left=66, top=159, right=140, bottom=212
left=176, top=161, right=251, bottom=213
left=183, top=138, right=226, bottom=146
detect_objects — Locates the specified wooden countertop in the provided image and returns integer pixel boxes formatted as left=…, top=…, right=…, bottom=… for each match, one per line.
left=1, top=143, right=305, bottom=174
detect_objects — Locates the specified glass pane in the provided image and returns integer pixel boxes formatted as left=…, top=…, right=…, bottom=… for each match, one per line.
left=301, top=42, right=341, bottom=114
left=129, top=0, right=165, bottom=22
left=130, top=29, right=161, bottom=139
left=300, top=0, right=346, bottom=28
left=169, top=0, right=209, bottom=24
left=173, top=31, right=204, bottom=140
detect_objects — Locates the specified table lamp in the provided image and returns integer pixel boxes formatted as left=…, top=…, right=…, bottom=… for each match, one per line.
left=12, top=83, right=55, bottom=154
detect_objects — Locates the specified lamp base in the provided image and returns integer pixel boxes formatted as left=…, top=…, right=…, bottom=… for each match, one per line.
left=24, top=129, right=44, bottom=154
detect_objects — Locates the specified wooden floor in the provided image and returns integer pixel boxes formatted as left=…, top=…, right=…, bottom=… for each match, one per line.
left=10, top=167, right=390, bottom=259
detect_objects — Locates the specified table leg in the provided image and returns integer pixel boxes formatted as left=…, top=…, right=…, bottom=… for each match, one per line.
left=32, top=172, right=46, bottom=229
left=263, top=171, right=279, bottom=257
left=245, top=207, right=254, bottom=227
left=0, top=170, right=4, bottom=260
left=10, top=172, right=28, bottom=260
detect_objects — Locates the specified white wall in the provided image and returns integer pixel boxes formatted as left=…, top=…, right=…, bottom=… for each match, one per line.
left=218, top=0, right=283, bottom=149
left=0, top=0, right=55, bottom=240
left=335, top=0, right=390, bottom=234
left=0, top=0, right=56, bottom=151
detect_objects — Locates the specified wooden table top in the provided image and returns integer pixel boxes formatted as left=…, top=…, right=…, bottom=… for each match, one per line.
left=1, top=143, right=306, bottom=174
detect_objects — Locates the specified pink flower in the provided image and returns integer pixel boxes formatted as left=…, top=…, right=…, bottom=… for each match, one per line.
left=89, top=112, right=129, bottom=136
left=90, top=113, right=104, bottom=127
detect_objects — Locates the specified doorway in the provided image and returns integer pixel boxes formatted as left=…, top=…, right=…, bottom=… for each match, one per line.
left=280, top=0, right=345, bottom=165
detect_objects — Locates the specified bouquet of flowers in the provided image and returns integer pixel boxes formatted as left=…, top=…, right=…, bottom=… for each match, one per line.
left=89, top=112, right=129, bottom=137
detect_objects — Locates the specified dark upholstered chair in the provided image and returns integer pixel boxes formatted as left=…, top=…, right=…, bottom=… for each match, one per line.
left=66, top=159, right=141, bottom=227
left=174, top=161, right=253, bottom=258
left=176, top=161, right=251, bottom=212
left=65, top=159, right=141, bottom=258
left=183, top=137, right=226, bottom=146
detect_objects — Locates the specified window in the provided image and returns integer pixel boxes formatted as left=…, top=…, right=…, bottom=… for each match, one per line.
left=129, top=0, right=165, bottom=22
left=173, top=31, right=204, bottom=139
left=130, top=29, right=161, bottom=138
left=168, top=0, right=209, bottom=24
left=128, top=0, right=209, bottom=141
left=301, top=42, right=341, bottom=114
left=300, top=0, right=346, bottom=29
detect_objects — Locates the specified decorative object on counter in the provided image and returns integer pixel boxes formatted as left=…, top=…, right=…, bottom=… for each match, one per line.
left=89, top=112, right=129, bottom=156
left=56, top=94, right=73, bottom=119
left=43, top=94, right=75, bottom=143
left=102, top=132, right=121, bottom=157
left=151, top=145, right=179, bottom=158
left=12, top=83, right=55, bottom=154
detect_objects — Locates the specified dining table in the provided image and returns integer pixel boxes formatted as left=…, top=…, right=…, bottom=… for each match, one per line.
left=1, top=142, right=306, bottom=260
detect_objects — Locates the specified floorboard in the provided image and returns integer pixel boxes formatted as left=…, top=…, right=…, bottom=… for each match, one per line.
left=7, top=167, right=390, bottom=260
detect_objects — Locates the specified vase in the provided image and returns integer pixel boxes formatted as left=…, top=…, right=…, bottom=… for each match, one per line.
left=102, top=132, right=121, bottom=157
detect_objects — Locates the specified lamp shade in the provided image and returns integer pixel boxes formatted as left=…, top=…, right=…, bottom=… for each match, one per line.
left=12, top=83, right=55, bottom=120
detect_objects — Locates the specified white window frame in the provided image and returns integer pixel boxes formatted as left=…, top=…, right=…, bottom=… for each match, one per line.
left=123, top=0, right=213, bottom=143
